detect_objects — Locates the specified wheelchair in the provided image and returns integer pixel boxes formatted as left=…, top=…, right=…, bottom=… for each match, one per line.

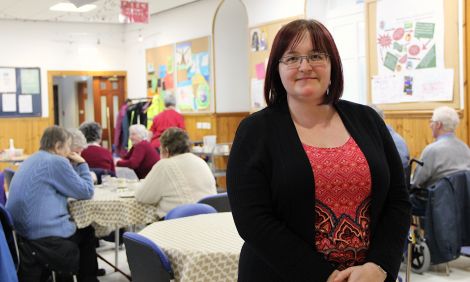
left=402, top=158, right=431, bottom=277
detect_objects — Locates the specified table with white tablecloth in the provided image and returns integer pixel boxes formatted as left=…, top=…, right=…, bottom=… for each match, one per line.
left=68, top=185, right=160, bottom=277
left=139, top=212, right=244, bottom=282
left=69, top=186, right=160, bottom=237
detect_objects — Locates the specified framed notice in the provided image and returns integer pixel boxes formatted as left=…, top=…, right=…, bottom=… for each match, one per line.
left=0, top=67, right=41, bottom=117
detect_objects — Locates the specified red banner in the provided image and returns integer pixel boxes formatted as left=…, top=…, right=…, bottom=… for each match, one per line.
left=121, top=1, right=148, bottom=24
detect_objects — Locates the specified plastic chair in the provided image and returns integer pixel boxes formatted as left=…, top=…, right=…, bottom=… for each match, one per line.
left=0, top=204, right=20, bottom=270
left=197, top=192, right=231, bottom=212
left=4, top=168, right=15, bottom=190
left=0, top=172, right=6, bottom=205
left=1, top=205, right=78, bottom=281
left=0, top=223, right=18, bottom=281
left=461, top=246, right=470, bottom=257
left=164, top=203, right=217, bottom=220
left=123, top=232, right=173, bottom=282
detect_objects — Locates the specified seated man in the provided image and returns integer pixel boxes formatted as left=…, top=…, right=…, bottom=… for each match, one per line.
left=411, top=106, right=470, bottom=215
left=135, top=127, right=217, bottom=218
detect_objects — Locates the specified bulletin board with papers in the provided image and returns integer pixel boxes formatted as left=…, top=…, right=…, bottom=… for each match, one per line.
left=0, top=67, right=42, bottom=117
left=145, top=36, right=212, bottom=113
left=366, top=0, right=462, bottom=111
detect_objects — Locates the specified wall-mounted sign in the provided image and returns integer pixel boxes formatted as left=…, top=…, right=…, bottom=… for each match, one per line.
left=120, top=0, right=148, bottom=24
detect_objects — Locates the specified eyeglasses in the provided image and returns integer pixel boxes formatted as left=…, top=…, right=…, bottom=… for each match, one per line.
left=279, top=53, right=329, bottom=69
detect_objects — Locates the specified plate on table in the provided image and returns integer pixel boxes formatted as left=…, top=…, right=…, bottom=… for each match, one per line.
left=118, top=190, right=135, bottom=198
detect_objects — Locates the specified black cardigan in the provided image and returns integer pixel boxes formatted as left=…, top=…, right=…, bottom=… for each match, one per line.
left=227, top=100, right=411, bottom=282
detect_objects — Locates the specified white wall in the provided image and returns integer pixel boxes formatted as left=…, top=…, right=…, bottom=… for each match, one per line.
left=214, top=0, right=250, bottom=113
left=242, top=0, right=305, bottom=27
left=123, top=0, right=220, bottom=101
left=0, top=20, right=126, bottom=117
left=0, top=0, right=309, bottom=118
left=306, top=0, right=366, bottom=104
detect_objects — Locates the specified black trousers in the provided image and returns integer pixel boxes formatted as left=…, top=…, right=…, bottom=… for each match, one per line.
left=18, top=226, right=98, bottom=282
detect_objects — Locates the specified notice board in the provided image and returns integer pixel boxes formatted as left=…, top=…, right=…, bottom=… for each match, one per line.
left=0, top=67, right=42, bottom=117
left=365, top=0, right=462, bottom=111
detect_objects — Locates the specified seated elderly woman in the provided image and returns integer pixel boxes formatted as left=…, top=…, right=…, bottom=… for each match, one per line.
left=5, top=126, right=99, bottom=281
left=79, top=122, right=115, bottom=173
left=135, top=127, right=217, bottom=218
left=68, top=128, right=88, bottom=154
left=116, top=124, right=159, bottom=179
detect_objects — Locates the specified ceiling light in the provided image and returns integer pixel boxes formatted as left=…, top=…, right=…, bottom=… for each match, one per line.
left=50, top=3, right=97, bottom=12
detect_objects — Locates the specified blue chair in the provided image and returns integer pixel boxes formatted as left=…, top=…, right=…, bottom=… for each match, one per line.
left=165, top=203, right=217, bottom=220
left=461, top=246, right=470, bottom=257
left=3, top=168, right=15, bottom=190
left=0, top=204, right=19, bottom=270
left=123, top=232, right=173, bottom=282
left=1, top=205, right=78, bottom=282
left=0, top=223, right=18, bottom=282
left=197, top=192, right=231, bottom=212
left=0, top=172, right=6, bottom=205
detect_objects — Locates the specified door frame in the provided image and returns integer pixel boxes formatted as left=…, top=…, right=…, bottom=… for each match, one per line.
left=47, top=70, right=127, bottom=127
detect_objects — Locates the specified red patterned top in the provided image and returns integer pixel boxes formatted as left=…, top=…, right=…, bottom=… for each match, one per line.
left=303, top=137, right=371, bottom=270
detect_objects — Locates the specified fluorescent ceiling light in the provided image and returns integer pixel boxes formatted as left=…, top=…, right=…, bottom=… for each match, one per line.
left=50, top=3, right=97, bottom=12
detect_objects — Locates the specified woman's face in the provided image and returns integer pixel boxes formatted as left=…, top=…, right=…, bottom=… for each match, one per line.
left=278, top=32, right=331, bottom=105
left=129, top=129, right=143, bottom=145
left=55, top=138, right=72, bottom=157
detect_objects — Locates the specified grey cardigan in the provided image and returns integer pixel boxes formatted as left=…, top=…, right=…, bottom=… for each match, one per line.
left=227, top=100, right=411, bottom=282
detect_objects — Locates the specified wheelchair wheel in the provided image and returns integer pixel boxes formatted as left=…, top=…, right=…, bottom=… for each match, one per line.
left=411, top=241, right=431, bottom=274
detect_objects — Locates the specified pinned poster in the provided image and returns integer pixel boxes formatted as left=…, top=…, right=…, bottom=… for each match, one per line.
left=255, top=62, right=266, bottom=80
left=2, top=93, right=16, bottom=112
left=251, top=78, right=265, bottom=110
left=0, top=68, right=16, bottom=93
left=18, top=94, right=33, bottom=113
left=120, top=0, right=148, bottom=24
left=371, top=68, right=453, bottom=104
left=20, top=68, right=40, bottom=94
left=376, top=0, right=444, bottom=74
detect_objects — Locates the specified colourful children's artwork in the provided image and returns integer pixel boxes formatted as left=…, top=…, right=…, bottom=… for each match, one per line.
left=175, top=38, right=211, bottom=112
left=376, top=0, right=444, bottom=74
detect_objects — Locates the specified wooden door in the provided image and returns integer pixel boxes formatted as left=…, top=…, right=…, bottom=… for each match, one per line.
left=92, top=76, right=126, bottom=149
left=77, top=81, right=88, bottom=125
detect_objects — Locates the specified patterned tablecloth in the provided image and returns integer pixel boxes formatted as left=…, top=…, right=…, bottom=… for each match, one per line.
left=69, top=186, right=160, bottom=237
left=139, top=212, right=243, bottom=282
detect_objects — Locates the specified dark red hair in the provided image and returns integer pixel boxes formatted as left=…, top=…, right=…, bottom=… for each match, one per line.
left=264, top=19, right=343, bottom=106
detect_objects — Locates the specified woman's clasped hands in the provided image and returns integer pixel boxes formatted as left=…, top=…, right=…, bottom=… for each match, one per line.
left=327, top=263, right=387, bottom=282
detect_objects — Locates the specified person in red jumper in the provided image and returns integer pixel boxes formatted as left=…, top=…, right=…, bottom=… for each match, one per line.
left=149, top=94, right=185, bottom=152
left=116, top=124, right=159, bottom=179
left=79, top=122, right=115, bottom=173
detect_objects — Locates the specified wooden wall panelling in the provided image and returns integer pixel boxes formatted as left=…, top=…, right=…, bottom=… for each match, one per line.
left=183, top=112, right=249, bottom=190
left=385, top=111, right=467, bottom=160
left=213, top=112, right=249, bottom=190
left=183, top=114, right=217, bottom=142
left=0, top=117, right=51, bottom=172
left=0, top=117, right=51, bottom=154
left=215, top=112, right=249, bottom=143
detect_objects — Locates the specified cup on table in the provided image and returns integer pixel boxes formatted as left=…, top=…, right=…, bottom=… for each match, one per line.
left=117, top=178, right=127, bottom=188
